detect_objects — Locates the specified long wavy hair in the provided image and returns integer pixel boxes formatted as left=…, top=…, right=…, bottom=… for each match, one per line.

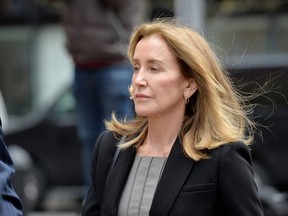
left=105, top=19, right=256, bottom=160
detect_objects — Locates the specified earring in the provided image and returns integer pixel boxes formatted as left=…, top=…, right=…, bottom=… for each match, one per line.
left=128, top=85, right=134, bottom=99
left=184, top=94, right=189, bottom=104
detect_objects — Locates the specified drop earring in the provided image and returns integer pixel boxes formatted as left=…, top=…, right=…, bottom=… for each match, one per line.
left=128, top=85, right=134, bottom=99
left=184, top=94, right=189, bottom=104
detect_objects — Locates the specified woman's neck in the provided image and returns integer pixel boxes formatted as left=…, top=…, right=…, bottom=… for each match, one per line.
left=137, top=114, right=183, bottom=157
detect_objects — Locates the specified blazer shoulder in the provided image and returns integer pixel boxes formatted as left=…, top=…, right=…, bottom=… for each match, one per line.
left=219, top=141, right=252, bottom=161
left=206, top=141, right=253, bottom=169
left=96, top=131, right=119, bottom=150
left=214, top=142, right=263, bottom=215
left=210, top=141, right=250, bottom=156
left=206, top=141, right=254, bottom=177
left=92, top=131, right=120, bottom=163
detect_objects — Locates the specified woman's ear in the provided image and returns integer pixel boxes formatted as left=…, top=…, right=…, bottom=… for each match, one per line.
left=185, top=78, right=197, bottom=98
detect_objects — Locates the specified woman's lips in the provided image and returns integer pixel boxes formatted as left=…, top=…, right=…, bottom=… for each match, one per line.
left=135, top=94, right=150, bottom=99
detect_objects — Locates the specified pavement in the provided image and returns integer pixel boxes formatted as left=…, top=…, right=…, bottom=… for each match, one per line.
left=26, top=186, right=84, bottom=216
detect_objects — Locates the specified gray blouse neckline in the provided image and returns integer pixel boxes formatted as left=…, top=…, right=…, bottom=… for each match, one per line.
left=118, top=154, right=167, bottom=216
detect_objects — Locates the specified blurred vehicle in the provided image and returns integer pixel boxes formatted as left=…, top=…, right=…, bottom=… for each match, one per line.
left=4, top=86, right=83, bottom=213
left=2, top=54, right=288, bottom=215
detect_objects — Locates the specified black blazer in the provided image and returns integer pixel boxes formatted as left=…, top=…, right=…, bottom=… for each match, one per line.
left=82, top=131, right=264, bottom=216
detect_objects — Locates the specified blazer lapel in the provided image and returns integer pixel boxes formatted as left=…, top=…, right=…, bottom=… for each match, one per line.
left=101, top=146, right=136, bottom=215
left=150, top=138, right=195, bottom=216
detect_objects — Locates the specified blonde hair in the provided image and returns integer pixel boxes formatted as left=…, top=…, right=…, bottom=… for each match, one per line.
left=105, top=19, right=255, bottom=160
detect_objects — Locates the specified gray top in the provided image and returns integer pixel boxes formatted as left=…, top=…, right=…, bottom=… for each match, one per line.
left=118, top=155, right=167, bottom=216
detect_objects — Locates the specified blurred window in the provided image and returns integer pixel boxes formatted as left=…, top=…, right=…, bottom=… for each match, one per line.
left=0, top=27, right=32, bottom=116
left=0, top=0, right=61, bottom=116
left=48, top=88, right=76, bottom=125
left=205, top=0, right=288, bottom=56
left=53, top=89, right=76, bottom=114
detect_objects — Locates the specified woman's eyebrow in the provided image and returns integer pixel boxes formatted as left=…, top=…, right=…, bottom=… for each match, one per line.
left=132, top=58, right=165, bottom=65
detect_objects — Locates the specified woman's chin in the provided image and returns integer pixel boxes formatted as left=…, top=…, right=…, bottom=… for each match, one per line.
left=135, top=109, right=153, bottom=117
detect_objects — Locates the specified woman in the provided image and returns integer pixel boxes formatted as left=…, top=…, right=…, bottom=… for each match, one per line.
left=82, top=20, right=264, bottom=216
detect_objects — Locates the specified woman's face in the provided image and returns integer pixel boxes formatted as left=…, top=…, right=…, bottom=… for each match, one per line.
left=131, top=35, right=196, bottom=118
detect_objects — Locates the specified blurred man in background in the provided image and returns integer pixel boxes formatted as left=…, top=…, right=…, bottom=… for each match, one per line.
left=49, top=0, right=139, bottom=187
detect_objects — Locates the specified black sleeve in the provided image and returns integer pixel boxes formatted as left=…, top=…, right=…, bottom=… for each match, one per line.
left=218, top=142, right=264, bottom=216
left=82, top=131, right=118, bottom=216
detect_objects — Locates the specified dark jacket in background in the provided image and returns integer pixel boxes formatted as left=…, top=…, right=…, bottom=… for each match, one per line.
left=0, top=118, right=23, bottom=216
left=62, top=0, right=139, bottom=63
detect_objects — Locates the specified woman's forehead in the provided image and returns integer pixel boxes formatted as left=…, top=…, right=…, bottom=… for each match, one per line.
left=134, top=35, right=175, bottom=61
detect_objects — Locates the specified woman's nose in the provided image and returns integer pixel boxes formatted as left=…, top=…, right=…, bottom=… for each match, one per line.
left=134, top=71, right=147, bottom=86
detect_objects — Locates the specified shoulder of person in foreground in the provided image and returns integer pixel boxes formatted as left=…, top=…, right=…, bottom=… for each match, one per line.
left=212, top=141, right=264, bottom=216
left=0, top=118, right=23, bottom=216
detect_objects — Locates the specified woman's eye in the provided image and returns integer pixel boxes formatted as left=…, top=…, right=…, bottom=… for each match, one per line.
left=150, top=66, right=159, bottom=72
left=133, top=65, right=140, bottom=71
